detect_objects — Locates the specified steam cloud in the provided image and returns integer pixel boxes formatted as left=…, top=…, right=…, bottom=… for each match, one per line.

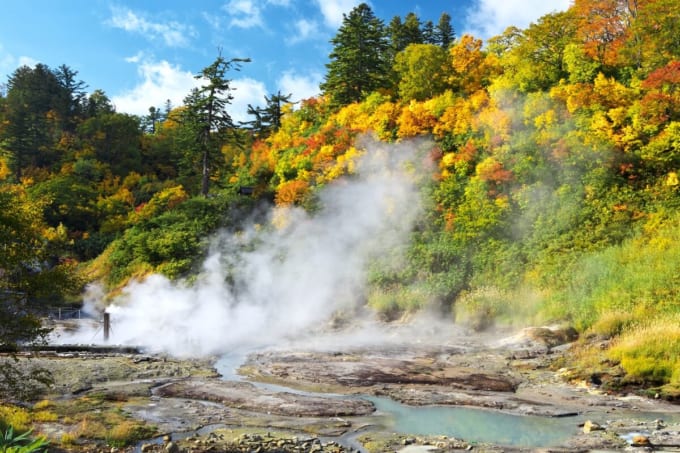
left=59, top=137, right=431, bottom=356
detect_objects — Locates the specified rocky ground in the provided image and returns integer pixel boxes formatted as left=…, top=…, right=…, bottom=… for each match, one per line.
left=3, top=320, right=680, bottom=452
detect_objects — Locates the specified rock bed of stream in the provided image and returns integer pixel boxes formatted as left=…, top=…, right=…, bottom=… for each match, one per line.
left=5, top=323, right=680, bottom=452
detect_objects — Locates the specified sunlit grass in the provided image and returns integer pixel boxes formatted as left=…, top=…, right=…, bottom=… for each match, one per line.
left=539, top=211, right=680, bottom=330
left=608, top=314, right=680, bottom=386
left=0, top=404, right=31, bottom=432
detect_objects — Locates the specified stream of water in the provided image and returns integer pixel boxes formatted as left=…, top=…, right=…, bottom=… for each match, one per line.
left=213, top=352, right=587, bottom=448
left=367, top=396, right=583, bottom=447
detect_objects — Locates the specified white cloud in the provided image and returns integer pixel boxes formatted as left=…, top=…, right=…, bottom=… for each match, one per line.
left=223, top=0, right=263, bottom=28
left=465, top=0, right=572, bottom=40
left=230, top=77, right=268, bottom=123
left=314, top=0, right=362, bottom=29
left=17, top=56, right=39, bottom=68
left=277, top=70, right=322, bottom=102
left=108, top=6, right=195, bottom=47
left=286, top=19, right=320, bottom=44
left=112, top=57, right=266, bottom=123
left=112, top=59, right=199, bottom=116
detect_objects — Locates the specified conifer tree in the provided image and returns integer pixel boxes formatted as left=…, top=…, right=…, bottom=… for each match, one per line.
left=180, top=52, right=249, bottom=196
left=244, top=91, right=293, bottom=137
left=321, top=3, right=390, bottom=107
left=435, top=12, right=455, bottom=48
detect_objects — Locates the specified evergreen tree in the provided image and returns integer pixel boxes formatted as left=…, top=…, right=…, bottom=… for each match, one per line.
left=244, top=91, right=293, bottom=137
left=2, top=64, right=65, bottom=180
left=181, top=52, right=249, bottom=196
left=435, top=12, right=455, bottom=48
left=402, top=12, right=424, bottom=46
left=388, top=13, right=425, bottom=54
left=321, top=3, right=390, bottom=107
left=53, top=65, right=87, bottom=132
left=422, top=20, right=436, bottom=45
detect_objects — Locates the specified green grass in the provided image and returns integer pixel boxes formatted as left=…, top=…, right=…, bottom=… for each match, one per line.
left=608, top=314, right=680, bottom=386
left=538, top=211, right=680, bottom=330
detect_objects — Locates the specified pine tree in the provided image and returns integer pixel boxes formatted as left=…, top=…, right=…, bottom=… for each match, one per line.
left=321, top=3, right=390, bottom=107
left=244, top=91, right=293, bottom=137
left=181, top=52, right=249, bottom=196
left=422, top=20, right=436, bottom=45
left=435, top=12, right=455, bottom=48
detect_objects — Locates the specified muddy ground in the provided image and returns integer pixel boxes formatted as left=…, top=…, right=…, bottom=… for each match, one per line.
left=4, top=320, right=680, bottom=452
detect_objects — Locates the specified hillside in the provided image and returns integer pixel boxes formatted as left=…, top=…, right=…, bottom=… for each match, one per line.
left=1, top=0, right=679, bottom=398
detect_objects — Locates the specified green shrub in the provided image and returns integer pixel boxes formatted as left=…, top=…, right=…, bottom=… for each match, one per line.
left=0, top=426, right=49, bottom=453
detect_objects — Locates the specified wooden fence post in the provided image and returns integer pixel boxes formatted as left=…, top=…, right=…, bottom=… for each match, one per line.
left=103, top=312, right=110, bottom=342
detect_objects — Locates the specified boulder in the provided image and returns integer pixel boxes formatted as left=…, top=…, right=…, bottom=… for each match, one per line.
left=583, top=420, right=604, bottom=433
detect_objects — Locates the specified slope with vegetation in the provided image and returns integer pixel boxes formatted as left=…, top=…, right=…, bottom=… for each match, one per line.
left=1, top=0, right=679, bottom=407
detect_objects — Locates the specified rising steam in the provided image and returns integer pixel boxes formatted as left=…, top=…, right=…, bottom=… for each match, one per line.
left=58, top=137, right=432, bottom=356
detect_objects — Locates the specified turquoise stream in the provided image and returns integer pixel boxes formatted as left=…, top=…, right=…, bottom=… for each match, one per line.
left=366, top=396, right=583, bottom=447
left=215, top=352, right=584, bottom=448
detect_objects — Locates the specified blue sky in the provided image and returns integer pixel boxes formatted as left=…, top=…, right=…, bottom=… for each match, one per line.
left=0, top=0, right=570, bottom=122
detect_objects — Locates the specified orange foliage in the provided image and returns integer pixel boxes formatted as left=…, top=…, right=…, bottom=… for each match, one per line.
left=573, top=0, right=635, bottom=66
left=476, top=157, right=513, bottom=184
left=640, top=61, right=680, bottom=126
left=275, top=179, right=309, bottom=205
left=397, top=101, right=437, bottom=138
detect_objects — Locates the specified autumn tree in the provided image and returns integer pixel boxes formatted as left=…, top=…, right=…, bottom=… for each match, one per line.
left=0, top=180, right=81, bottom=396
left=394, top=44, right=450, bottom=101
left=321, top=3, right=390, bottom=107
left=494, top=11, right=577, bottom=91
left=181, top=52, right=250, bottom=196
left=572, top=0, right=635, bottom=68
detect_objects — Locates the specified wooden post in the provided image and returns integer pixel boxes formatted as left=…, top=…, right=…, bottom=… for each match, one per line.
left=103, top=312, right=110, bottom=342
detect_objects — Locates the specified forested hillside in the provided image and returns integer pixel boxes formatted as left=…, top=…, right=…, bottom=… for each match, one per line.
left=1, top=0, right=679, bottom=394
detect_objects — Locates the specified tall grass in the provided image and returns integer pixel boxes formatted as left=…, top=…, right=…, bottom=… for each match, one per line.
left=608, top=315, right=680, bottom=386
left=540, top=212, right=680, bottom=330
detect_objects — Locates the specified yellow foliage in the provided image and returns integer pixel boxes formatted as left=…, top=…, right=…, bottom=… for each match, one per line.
left=270, top=206, right=294, bottom=230
left=0, top=157, right=11, bottom=180
left=367, top=101, right=400, bottom=141
left=440, top=153, right=456, bottom=168
left=0, top=404, right=31, bottom=432
left=666, top=172, right=679, bottom=187
left=318, top=146, right=364, bottom=184
left=130, top=185, right=188, bottom=222
left=424, top=90, right=457, bottom=118
left=275, top=179, right=309, bottom=205
left=397, top=101, right=436, bottom=138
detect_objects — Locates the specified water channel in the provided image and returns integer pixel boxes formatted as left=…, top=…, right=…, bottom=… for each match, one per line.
left=213, top=351, right=586, bottom=449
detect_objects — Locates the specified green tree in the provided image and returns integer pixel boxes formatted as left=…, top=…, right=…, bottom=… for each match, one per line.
left=1, top=64, right=65, bottom=180
left=495, top=11, right=577, bottom=92
left=85, top=89, right=115, bottom=117
left=422, top=20, right=436, bottom=45
left=77, top=112, right=143, bottom=176
left=435, top=12, right=455, bottom=48
left=394, top=44, right=450, bottom=101
left=321, top=3, right=390, bottom=107
left=243, top=91, right=293, bottom=137
left=52, top=64, right=87, bottom=132
left=181, top=52, right=250, bottom=196
left=387, top=12, right=424, bottom=55
left=0, top=182, right=80, bottom=397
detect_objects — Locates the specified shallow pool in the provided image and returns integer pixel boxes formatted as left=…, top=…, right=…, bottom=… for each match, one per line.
left=367, top=396, right=584, bottom=448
